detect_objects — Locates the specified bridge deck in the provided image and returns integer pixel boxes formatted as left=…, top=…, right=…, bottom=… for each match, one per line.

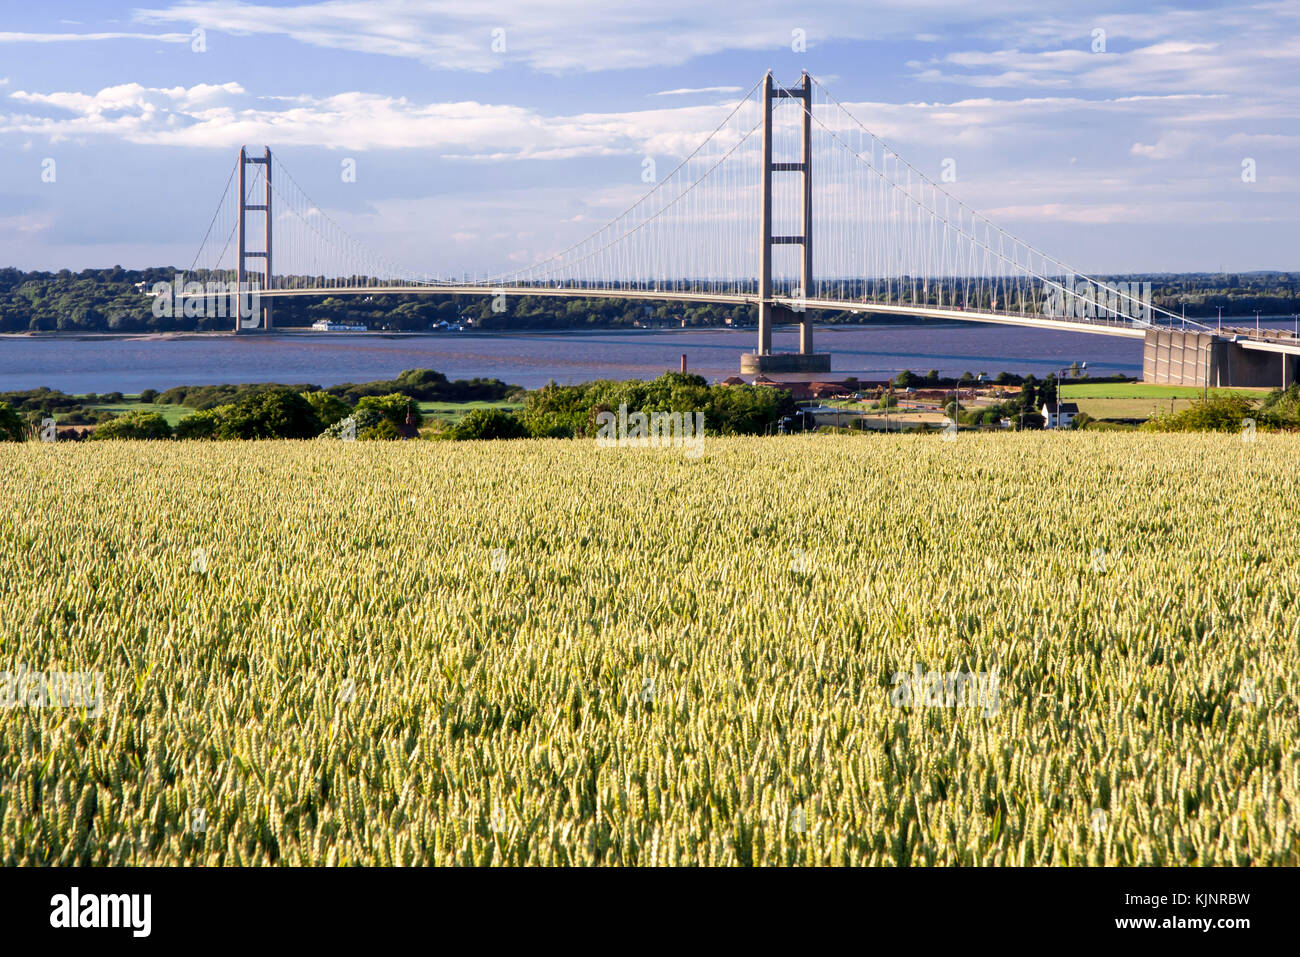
left=256, top=285, right=1157, bottom=339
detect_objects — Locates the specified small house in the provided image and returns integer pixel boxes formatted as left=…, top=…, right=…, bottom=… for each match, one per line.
left=1042, top=401, right=1079, bottom=429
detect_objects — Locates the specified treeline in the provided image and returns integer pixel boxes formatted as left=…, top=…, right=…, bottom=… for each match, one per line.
left=1137, top=273, right=1300, bottom=320
left=1143, top=386, right=1300, bottom=433
left=94, top=390, right=423, bottom=441
left=0, top=368, right=518, bottom=438
left=484, top=372, right=797, bottom=440
left=3, top=267, right=1296, bottom=333
left=158, top=368, right=516, bottom=410
left=889, top=366, right=1126, bottom=389
left=0, top=370, right=792, bottom=442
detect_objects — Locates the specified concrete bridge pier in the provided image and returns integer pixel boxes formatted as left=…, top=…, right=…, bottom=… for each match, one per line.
left=1143, top=328, right=1299, bottom=388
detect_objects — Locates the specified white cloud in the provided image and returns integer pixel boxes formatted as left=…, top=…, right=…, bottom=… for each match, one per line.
left=0, top=31, right=191, bottom=43
left=2, top=80, right=753, bottom=158
left=1130, top=133, right=1201, bottom=160
left=652, top=87, right=743, bottom=97
left=130, top=0, right=1029, bottom=73
left=911, top=4, right=1300, bottom=99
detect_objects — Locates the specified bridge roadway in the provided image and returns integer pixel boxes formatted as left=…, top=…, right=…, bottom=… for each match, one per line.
left=258, top=285, right=1173, bottom=340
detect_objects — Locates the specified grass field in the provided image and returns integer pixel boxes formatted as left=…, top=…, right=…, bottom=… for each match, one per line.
left=2, top=434, right=1297, bottom=865
left=80, top=401, right=192, bottom=427
left=1060, top=383, right=1265, bottom=400
left=417, top=399, right=523, bottom=423
left=1061, top=383, right=1269, bottom=421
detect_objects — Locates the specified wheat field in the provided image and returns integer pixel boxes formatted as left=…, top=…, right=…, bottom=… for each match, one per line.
left=1, top=434, right=1297, bottom=865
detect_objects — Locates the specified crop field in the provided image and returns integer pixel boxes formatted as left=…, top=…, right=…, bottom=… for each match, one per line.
left=1059, top=383, right=1264, bottom=400
left=1, top=434, right=1297, bottom=866
left=1059, top=384, right=1273, bottom=422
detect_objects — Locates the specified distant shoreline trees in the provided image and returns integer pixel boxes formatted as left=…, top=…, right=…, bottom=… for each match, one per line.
left=2, top=266, right=1296, bottom=334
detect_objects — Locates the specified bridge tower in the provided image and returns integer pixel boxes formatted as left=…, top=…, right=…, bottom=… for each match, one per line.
left=235, top=146, right=273, bottom=331
left=743, top=71, right=830, bottom=375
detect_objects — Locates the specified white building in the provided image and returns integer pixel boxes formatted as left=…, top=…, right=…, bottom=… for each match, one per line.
left=1042, top=401, right=1080, bottom=429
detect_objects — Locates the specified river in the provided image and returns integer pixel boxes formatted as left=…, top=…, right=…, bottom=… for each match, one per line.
left=2, top=319, right=1296, bottom=393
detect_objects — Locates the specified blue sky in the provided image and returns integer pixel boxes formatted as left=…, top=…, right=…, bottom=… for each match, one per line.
left=0, top=0, right=1296, bottom=275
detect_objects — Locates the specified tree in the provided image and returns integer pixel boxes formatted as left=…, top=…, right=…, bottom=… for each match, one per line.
left=319, top=406, right=382, bottom=440
left=1039, top=373, right=1058, bottom=407
left=215, top=389, right=323, bottom=439
left=139, top=389, right=159, bottom=404
left=91, top=411, right=172, bottom=440
left=303, top=390, right=351, bottom=428
left=0, top=402, right=25, bottom=441
left=448, top=408, right=530, bottom=440
left=356, top=392, right=423, bottom=429
left=1142, top=394, right=1256, bottom=433
left=362, top=418, right=401, bottom=441
left=174, top=408, right=224, bottom=440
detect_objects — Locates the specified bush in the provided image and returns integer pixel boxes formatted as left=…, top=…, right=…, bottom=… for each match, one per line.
left=447, top=408, right=530, bottom=440
left=91, top=411, right=173, bottom=440
left=356, top=393, right=422, bottom=429
left=1259, top=384, right=1300, bottom=428
left=303, top=390, right=352, bottom=428
left=319, top=406, right=379, bottom=440
left=174, top=408, right=225, bottom=440
left=328, top=368, right=515, bottom=403
left=1143, top=394, right=1257, bottom=433
left=172, top=390, right=324, bottom=440
left=516, top=373, right=792, bottom=439
left=216, top=389, right=324, bottom=440
left=0, top=402, right=26, bottom=442
left=139, top=389, right=159, bottom=404
left=361, top=418, right=401, bottom=441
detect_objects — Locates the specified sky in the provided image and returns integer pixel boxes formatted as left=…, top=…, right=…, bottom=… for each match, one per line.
left=0, top=0, right=1296, bottom=276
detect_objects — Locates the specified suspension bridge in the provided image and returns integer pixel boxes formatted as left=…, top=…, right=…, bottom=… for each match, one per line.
left=178, top=72, right=1298, bottom=387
